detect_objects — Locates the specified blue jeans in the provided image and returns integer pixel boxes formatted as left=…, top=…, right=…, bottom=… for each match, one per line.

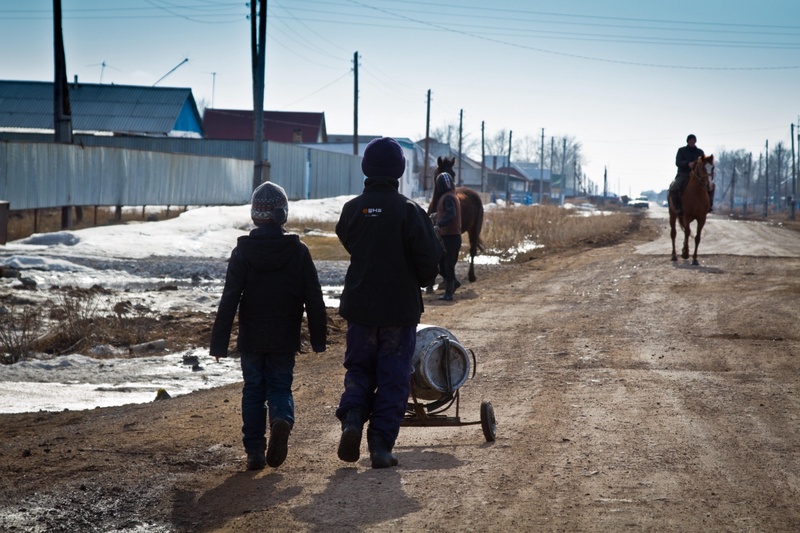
left=240, top=351, right=295, bottom=454
left=336, top=323, right=416, bottom=449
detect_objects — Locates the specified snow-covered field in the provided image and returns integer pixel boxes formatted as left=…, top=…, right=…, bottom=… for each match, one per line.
left=0, top=197, right=355, bottom=414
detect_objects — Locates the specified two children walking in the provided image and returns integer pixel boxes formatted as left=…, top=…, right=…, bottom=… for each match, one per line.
left=211, top=137, right=442, bottom=470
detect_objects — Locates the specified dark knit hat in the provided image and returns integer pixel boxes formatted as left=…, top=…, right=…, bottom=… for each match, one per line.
left=435, top=172, right=455, bottom=193
left=686, top=134, right=697, bottom=142
left=361, top=137, right=406, bottom=179
left=251, top=182, right=288, bottom=226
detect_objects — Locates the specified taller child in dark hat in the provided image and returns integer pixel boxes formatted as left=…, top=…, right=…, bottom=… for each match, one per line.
left=335, top=137, right=441, bottom=468
left=210, top=181, right=327, bottom=471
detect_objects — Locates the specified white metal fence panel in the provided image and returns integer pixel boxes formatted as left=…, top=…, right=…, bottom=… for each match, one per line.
left=0, top=142, right=255, bottom=209
left=0, top=140, right=366, bottom=211
left=309, top=149, right=364, bottom=199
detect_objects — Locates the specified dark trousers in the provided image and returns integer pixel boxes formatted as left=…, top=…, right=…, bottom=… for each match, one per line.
left=439, top=234, right=462, bottom=285
left=240, top=351, right=295, bottom=453
left=336, top=323, right=416, bottom=448
left=669, top=173, right=689, bottom=194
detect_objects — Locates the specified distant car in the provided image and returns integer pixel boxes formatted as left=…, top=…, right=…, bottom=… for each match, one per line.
left=631, top=197, right=649, bottom=209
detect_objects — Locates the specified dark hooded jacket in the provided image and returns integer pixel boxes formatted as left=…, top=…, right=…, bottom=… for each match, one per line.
left=210, top=225, right=327, bottom=356
left=675, top=144, right=705, bottom=176
left=336, top=176, right=441, bottom=326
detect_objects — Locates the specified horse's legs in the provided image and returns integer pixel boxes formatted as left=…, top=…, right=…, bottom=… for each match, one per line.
left=467, top=227, right=478, bottom=282
left=692, top=220, right=705, bottom=266
left=681, top=220, right=691, bottom=260
left=467, top=252, right=475, bottom=282
left=669, top=215, right=678, bottom=261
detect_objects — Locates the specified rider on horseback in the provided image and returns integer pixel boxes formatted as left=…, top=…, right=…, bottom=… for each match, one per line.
left=669, top=134, right=714, bottom=215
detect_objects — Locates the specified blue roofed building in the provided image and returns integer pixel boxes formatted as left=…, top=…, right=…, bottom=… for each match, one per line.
left=0, top=79, right=203, bottom=137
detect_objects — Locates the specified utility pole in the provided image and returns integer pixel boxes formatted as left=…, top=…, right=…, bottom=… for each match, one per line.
left=424, top=89, right=431, bottom=195
left=776, top=143, right=783, bottom=210
left=561, top=138, right=567, bottom=204
left=457, top=109, right=463, bottom=186
left=764, top=140, right=769, bottom=218
left=572, top=157, right=577, bottom=199
left=353, top=51, right=359, bottom=156
left=539, top=128, right=544, bottom=204
left=251, top=0, right=267, bottom=190
left=53, top=0, right=74, bottom=229
left=603, top=166, right=608, bottom=205
left=481, top=121, right=486, bottom=193
left=743, top=153, right=752, bottom=216
left=791, top=123, right=796, bottom=220
left=506, top=130, right=512, bottom=203
left=53, top=0, right=72, bottom=144
left=730, top=161, right=737, bottom=214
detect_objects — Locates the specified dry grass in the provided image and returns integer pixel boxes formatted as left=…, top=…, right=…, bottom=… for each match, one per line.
left=482, top=205, right=634, bottom=260
left=287, top=204, right=636, bottom=263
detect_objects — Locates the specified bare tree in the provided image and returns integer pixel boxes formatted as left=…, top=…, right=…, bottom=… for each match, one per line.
left=717, top=149, right=750, bottom=209
left=485, top=129, right=511, bottom=157
left=430, top=121, right=479, bottom=158
left=544, top=135, right=583, bottom=174
left=515, top=135, right=540, bottom=163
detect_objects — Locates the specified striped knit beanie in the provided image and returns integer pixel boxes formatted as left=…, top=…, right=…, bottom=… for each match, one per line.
left=436, top=172, right=454, bottom=193
left=251, top=182, right=288, bottom=226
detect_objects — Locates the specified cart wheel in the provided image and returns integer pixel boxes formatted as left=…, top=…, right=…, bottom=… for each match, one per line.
left=480, top=400, right=496, bottom=442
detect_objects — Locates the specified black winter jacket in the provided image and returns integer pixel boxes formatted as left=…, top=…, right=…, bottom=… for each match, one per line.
left=336, top=176, right=441, bottom=327
left=210, top=225, right=327, bottom=356
left=675, top=145, right=705, bottom=175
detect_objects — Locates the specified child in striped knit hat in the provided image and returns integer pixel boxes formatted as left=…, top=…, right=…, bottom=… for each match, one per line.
left=210, top=181, right=327, bottom=470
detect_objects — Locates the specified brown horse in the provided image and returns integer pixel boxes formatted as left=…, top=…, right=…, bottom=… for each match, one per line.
left=427, top=156, right=485, bottom=282
left=669, top=154, right=715, bottom=265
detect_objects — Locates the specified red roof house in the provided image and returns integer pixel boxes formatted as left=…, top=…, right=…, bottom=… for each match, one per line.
left=203, top=109, right=327, bottom=143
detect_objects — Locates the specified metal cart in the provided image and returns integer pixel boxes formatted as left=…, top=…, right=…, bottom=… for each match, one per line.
left=401, top=325, right=496, bottom=442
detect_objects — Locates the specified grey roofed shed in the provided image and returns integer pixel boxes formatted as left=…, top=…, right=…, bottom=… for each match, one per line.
left=0, top=80, right=202, bottom=136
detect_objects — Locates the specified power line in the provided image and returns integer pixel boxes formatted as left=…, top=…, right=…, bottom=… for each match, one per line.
left=340, top=0, right=800, bottom=70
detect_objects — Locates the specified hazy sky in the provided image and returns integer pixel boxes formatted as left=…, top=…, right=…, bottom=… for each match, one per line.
left=2, top=1, right=799, bottom=196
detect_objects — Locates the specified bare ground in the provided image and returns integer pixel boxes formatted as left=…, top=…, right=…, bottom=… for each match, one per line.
left=1, top=214, right=798, bottom=532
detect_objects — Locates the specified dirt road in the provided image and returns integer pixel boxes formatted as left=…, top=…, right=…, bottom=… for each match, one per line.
left=1, top=211, right=798, bottom=532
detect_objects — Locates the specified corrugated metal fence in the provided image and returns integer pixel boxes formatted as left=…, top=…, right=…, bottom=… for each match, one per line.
left=0, top=140, right=364, bottom=211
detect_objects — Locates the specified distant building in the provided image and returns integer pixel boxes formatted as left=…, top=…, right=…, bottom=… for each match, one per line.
left=415, top=138, right=488, bottom=194
left=312, top=135, right=419, bottom=198
left=203, top=109, right=327, bottom=143
left=485, top=156, right=552, bottom=204
left=0, top=79, right=202, bottom=137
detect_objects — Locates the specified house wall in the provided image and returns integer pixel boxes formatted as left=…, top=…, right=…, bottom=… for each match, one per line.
left=174, top=101, right=203, bottom=135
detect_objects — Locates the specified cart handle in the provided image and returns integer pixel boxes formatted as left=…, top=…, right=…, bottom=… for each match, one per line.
left=469, top=348, right=477, bottom=379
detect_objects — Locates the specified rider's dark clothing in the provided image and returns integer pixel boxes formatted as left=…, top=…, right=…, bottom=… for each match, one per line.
left=670, top=143, right=710, bottom=213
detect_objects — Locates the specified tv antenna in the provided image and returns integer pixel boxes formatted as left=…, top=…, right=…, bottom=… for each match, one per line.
left=86, top=60, right=119, bottom=84
left=203, top=71, right=217, bottom=108
left=153, top=58, right=189, bottom=86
